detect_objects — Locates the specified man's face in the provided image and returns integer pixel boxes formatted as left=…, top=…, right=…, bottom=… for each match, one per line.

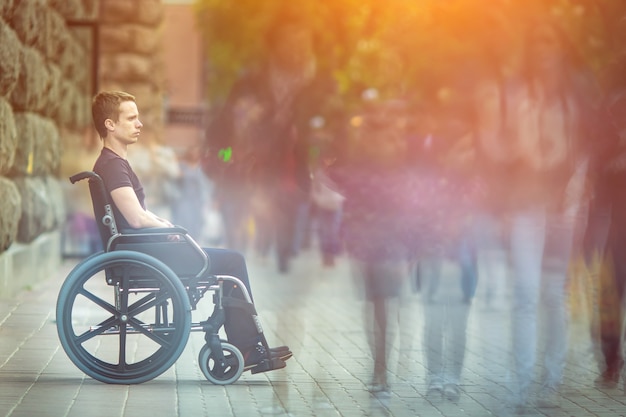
left=111, top=100, right=142, bottom=144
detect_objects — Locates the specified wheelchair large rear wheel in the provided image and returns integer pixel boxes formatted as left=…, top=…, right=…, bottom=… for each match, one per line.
left=56, top=251, right=191, bottom=384
left=198, top=342, right=244, bottom=385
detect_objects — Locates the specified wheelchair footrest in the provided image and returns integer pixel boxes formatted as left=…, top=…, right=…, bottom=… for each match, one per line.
left=250, top=357, right=286, bottom=374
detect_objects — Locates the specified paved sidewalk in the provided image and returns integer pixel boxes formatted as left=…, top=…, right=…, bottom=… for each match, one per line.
left=0, top=250, right=624, bottom=417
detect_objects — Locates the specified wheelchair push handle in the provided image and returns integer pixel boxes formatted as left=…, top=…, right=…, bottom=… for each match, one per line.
left=70, top=171, right=108, bottom=208
left=69, top=171, right=100, bottom=184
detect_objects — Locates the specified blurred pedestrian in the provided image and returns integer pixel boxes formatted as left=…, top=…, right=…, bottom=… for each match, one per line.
left=584, top=49, right=626, bottom=390
left=310, top=157, right=344, bottom=267
left=170, top=145, right=215, bottom=244
left=203, top=11, right=322, bottom=273
left=328, top=101, right=413, bottom=393
left=411, top=104, right=480, bottom=402
left=471, top=17, right=600, bottom=409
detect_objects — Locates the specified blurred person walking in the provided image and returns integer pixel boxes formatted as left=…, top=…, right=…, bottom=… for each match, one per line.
left=584, top=48, right=626, bottom=390
left=310, top=156, right=344, bottom=267
left=203, top=11, right=320, bottom=273
left=411, top=105, right=481, bottom=402
left=471, top=17, right=601, bottom=409
left=326, top=100, right=479, bottom=394
left=328, top=101, right=413, bottom=394
left=170, top=145, right=216, bottom=245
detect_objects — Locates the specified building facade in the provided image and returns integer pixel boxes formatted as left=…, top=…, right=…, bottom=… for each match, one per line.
left=0, top=0, right=172, bottom=296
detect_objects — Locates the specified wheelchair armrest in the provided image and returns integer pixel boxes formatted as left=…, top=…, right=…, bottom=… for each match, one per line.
left=119, top=226, right=189, bottom=235
left=110, top=226, right=209, bottom=279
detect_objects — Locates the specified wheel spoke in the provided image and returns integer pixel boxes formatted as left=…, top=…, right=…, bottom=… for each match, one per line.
left=75, top=315, right=119, bottom=344
left=114, top=267, right=131, bottom=371
left=78, top=287, right=116, bottom=315
left=127, top=290, right=172, bottom=318
left=126, top=317, right=174, bottom=347
left=118, top=321, right=127, bottom=370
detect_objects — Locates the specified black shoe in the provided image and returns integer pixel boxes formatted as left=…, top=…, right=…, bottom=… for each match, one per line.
left=271, top=346, right=293, bottom=362
left=270, top=345, right=290, bottom=353
left=244, top=345, right=291, bottom=371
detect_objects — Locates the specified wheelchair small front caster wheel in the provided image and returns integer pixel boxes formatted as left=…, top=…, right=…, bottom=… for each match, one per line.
left=198, top=342, right=244, bottom=385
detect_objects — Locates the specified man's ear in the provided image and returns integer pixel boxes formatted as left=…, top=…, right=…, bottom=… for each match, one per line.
left=104, top=118, right=115, bottom=132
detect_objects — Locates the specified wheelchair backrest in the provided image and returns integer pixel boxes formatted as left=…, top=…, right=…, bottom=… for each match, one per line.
left=91, top=176, right=119, bottom=250
left=69, top=171, right=118, bottom=249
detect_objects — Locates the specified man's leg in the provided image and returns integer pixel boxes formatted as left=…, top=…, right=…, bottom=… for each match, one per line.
left=457, top=233, right=478, bottom=303
left=275, top=196, right=298, bottom=273
left=203, top=248, right=292, bottom=370
left=217, top=191, right=251, bottom=253
left=541, top=214, right=575, bottom=390
left=509, top=208, right=546, bottom=404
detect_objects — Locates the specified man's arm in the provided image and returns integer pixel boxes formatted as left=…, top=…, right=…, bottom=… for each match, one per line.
left=111, top=186, right=172, bottom=229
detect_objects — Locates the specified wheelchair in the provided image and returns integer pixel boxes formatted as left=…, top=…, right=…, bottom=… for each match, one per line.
left=56, top=171, right=285, bottom=385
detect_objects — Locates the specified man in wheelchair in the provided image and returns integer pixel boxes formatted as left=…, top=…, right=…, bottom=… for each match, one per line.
left=90, top=90, right=292, bottom=374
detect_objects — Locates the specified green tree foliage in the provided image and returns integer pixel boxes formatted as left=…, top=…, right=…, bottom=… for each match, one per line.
left=194, top=0, right=626, bottom=108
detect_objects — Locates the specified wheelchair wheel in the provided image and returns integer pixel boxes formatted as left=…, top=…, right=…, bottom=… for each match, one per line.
left=198, top=342, right=244, bottom=385
left=56, top=250, right=191, bottom=384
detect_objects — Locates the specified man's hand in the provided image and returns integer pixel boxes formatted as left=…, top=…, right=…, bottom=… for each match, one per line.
left=157, top=218, right=182, bottom=241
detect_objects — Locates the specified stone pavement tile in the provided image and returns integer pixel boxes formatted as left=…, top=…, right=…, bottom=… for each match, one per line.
left=0, top=301, right=18, bottom=326
left=65, top=383, right=130, bottom=417
left=42, top=349, right=85, bottom=377
left=0, top=350, right=54, bottom=375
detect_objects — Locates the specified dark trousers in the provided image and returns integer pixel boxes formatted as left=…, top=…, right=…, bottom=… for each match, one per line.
left=252, top=186, right=303, bottom=273
left=216, top=187, right=252, bottom=253
left=276, top=198, right=299, bottom=272
left=203, top=248, right=262, bottom=352
left=582, top=170, right=626, bottom=372
left=315, top=206, right=343, bottom=257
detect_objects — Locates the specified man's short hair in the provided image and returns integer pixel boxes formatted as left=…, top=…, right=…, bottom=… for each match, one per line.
left=92, top=91, right=136, bottom=139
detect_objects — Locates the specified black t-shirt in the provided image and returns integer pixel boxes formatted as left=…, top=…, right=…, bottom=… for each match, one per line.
left=93, top=147, right=146, bottom=230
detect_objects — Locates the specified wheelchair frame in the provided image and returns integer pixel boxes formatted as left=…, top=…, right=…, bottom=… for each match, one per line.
left=55, top=171, right=264, bottom=385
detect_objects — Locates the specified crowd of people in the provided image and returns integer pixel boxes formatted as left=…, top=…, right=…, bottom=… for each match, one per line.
left=80, top=7, right=626, bottom=412
left=197, top=10, right=626, bottom=410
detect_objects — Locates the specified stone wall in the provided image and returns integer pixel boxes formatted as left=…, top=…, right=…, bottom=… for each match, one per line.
left=0, top=0, right=95, bottom=296
left=0, top=0, right=167, bottom=297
